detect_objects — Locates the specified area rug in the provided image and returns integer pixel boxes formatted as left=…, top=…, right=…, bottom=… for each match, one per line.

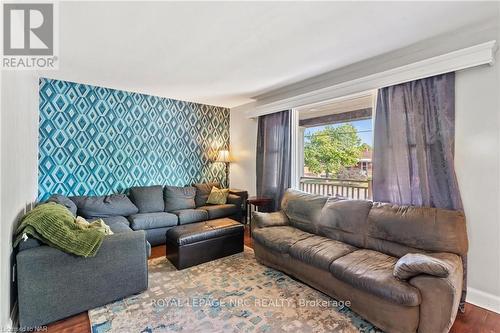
left=89, top=247, right=382, bottom=332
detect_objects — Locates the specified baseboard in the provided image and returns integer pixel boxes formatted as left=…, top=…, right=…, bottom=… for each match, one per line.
left=467, top=287, right=500, bottom=314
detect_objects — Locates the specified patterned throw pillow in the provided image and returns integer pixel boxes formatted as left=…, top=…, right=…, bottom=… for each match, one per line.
left=206, top=187, right=229, bottom=205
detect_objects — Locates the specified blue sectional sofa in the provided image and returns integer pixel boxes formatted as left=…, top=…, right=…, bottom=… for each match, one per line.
left=15, top=182, right=245, bottom=328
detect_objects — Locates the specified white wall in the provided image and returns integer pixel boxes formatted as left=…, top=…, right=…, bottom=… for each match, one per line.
left=229, top=109, right=257, bottom=196
left=0, top=71, right=40, bottom=328
left=455, top=61, right=500, bottom=312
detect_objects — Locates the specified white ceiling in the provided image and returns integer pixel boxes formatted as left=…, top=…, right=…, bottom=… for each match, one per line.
left=54, top=1, right=498, bottom=108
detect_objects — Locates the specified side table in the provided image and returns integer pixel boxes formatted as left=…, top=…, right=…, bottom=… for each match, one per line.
left=246, top=196, right=274, bottom=234
left=229, top=188, right=248, bottom=222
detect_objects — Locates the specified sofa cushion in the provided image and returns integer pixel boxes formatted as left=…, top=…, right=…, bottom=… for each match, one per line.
left=330, top=249, right=421, bottom=306
left=289, top=235, right=357, bottom=271
left=252, top=226, right=314, bottom=253
left=367, top=202, right=468, bottom=257
left=252, top=211, right=289, bottom=229
left=164, top=186, right=196, bottom=211
left=70, top=194, right=138, bottom=219
left=128, top=212, right=178, bottom=230
left=194, top=182, right=220, bottom=207
left=99, top=216, right=130, bottom=227
left=129, top=185, right=164, bottom=213
left=172, top=209, right=208, bottom=225
left=46, top=194, right=78, bottom=216
left=281, top=189, right=328, bottom=233
left=107, top=220, right=133, bottom=234
left=317, top=198, right=373, bottom=248
left=197, top=204, right=237, bottom=219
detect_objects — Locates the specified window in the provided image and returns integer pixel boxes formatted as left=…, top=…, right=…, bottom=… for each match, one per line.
left=296, top=93, right=375, bottom=199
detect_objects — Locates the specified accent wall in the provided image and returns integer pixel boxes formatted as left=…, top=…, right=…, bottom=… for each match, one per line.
left=38, top=78, right=229, bottom=200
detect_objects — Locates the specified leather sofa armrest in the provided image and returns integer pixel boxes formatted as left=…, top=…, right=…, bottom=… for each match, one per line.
left=394, top=252, right=461, bottom=280
left=408, top=255, right=463, bottom=333
left=251, top=211, right=289, bottom=231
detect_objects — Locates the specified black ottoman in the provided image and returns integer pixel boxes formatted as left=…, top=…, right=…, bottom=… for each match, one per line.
left=166, top=218, right=244, bottom=269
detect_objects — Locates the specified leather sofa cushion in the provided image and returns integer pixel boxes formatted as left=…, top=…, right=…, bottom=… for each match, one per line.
left=317, top=198, right=373, bottom=248
left=129, top=185, right=164, bottom=213
left=194, top=182, right=220, bottom=207
left=289, top=236, right=357, bottom=271
left=330, top=249, right=421, bottom=306
left=281, top=189, right=328, bottom=233
left=171, top=209, right=208, bottom=225
left=252, top=226, right=314, bottom=253
left=252, top=211, right=289, bottom=229
left=128, top=212, right=178, bottom=230
left=46, top=194, right=78, bottom=216
left=166, top=219, right=243, bottom=246
left=70, top=194, right=139, bottom=219
left=197, top=204, right=237, bottom=219
left=164, top=186, right=196, bottom=211
left=368, top=202, right=468, bottom=256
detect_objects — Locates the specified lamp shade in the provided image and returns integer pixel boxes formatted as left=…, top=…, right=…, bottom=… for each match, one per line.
left=216, top=150, right=232, bottom=163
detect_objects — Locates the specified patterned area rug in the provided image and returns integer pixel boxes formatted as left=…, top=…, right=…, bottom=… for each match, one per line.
left=89, top=247, right=382, bottom=332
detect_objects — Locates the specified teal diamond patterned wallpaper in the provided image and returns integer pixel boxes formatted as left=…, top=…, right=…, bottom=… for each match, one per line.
left=38, top=78, right=229, bottom=200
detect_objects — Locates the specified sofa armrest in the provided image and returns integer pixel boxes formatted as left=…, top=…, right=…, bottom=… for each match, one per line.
left=408, top=254, right=463, bottom=333
left=227, top=194, right=243, bottom=208
left=17, top=230, right=148, bottom=328
left=394, top=252, right=460, bottom=280
left=251, top=211, right=289, bottom=231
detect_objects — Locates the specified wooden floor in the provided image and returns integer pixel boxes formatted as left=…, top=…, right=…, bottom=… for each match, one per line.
left=47, top=227, right=499, bottom=333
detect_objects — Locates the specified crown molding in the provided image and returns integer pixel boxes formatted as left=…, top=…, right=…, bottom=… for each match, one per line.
left=242, top=40, right=497, bottom=118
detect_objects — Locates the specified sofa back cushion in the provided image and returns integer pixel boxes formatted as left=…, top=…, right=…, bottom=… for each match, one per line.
left=281, top=189, right=328, bottom=233
left=129, top=185, right=164, bottom=213
left=164, top=186, right=196, bottom=211
left=70, top=194, right=139, bottom=219
left=46, top=194, right=78, bottom=216
left=317, top=198, right=373, bottom=247
left=366, top=202, right=468, bottom=257
left=193, top=182, right=220, bottom=207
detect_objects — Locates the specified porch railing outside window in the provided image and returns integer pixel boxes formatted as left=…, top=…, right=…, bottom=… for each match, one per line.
left=299, top=176, right=372, bottom=200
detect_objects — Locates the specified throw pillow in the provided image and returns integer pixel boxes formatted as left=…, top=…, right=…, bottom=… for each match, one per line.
left=206, top=187, right=229, bottom=205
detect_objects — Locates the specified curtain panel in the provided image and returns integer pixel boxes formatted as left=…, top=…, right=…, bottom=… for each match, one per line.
left=373, top=72, right=467, bottom=310
left=373, top=72, right=463, bottom=210
left=256, top=110, right=292, bottom=211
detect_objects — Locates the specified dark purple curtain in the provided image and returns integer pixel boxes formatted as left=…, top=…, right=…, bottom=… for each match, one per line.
left=373, top=72, right=466, bottom=311
left=373, top=72, right=462, bottom=210
left=256, top=110, right=291, bottom=211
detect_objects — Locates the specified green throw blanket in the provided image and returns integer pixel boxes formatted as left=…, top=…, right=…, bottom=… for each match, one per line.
left=14, top=202, right=105, bottom=257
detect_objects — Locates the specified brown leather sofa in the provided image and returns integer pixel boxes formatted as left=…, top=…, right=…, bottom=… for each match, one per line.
left=251, top=189, right=468, bottom=333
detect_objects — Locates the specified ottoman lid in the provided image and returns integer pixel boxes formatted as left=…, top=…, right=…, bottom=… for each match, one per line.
left=166, top=218, right=243, bottom=246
